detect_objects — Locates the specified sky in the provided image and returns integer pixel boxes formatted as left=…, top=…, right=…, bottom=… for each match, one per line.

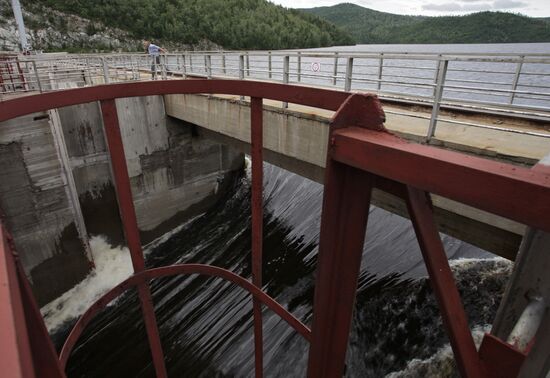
left=268, top=0, right=550, bottom=17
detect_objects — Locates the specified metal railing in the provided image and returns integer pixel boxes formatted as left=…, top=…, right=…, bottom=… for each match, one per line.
left=2, top=50, right=550, bottom=140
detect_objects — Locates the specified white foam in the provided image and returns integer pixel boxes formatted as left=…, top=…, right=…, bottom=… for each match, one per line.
left=41, top=214, right=204, bottom=333
left=41, top=235, right=133, bottom=333
left=385, top=325, right=491, bottom=378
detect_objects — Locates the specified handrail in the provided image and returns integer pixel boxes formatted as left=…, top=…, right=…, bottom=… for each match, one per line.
left=2, top=50, right=550, bottom=142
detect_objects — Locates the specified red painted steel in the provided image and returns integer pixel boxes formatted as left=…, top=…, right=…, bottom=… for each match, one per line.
left=330, top=127, right=550, bottom=233
left=251, top=97, right=264, bottom=378
left=0, top=223, right=34, bottom=378
left=479, top=334, right=527, bottom=378
left=100, top=99, right=167, bottom=378
left=0, top=80, right=349, bottom=122
left=0, top=221, right=65, bottom=378
left=405, top=186, right=483, bottom=377
left=307, top=94, right=384, bottom=377
left=59, top=264, right=312, bottom=368
left=1, top=80, right=547, bottom=377
left=307, top=162, right=374, bottom=377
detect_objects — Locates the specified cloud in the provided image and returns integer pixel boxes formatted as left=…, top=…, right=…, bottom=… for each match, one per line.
left=422, top=2, right=493, bottom=11
left=493, top=0, right=527, bottom=9
left=421, top=0, right=528, bottom=12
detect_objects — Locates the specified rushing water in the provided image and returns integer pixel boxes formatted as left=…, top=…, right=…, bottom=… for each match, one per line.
left=45, top=43, right=543, bottom=376
left=47, top=159, right=512, bottom=377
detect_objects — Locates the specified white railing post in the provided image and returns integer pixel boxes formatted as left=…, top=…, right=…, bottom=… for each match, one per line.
left=427, top=59, right=449, bottom=141
left=332, top=52, right=338, bottom=86
left=283, top=55, right=289, bottom=108
left=239, top=54, right=245, bottom=100
left=161, top=54, right=167, bottom=79
left=377, top=53, right=384, bottom=91
left=221, top=51, right=226, bottom=75
left=246, top=52, right=250, bottom=77
left=31, top=60, right=42, bottom=92
left=206, top=54, right=212, bottom=79
left=344, top=57, right=353, bottom=92
left=182, top=54, right=187, bottom=77
left=297, top=52, right=302, bottom=82
left=268, top=51, right=272, bottom=79
left=509, top=55, right=524, bottom=105
left=102, top=57, right=110, bottom=83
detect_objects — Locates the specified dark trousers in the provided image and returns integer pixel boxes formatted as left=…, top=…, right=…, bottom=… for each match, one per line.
left=151, top=56, right=161, bottom=78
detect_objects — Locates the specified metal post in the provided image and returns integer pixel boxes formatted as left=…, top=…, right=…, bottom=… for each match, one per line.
left=130, top=56, right=137, bottom=81
left=250, top=97, right=264, bottom=378
left=405, top=187, right=484, bottom=378
left=282, top=55, right=289, bottom=108
left=100, top=99, right=167, bottom=378
left=161, top=55, right=167, bottom=80
left=426, top=59, right=448, bottom=141
left=509, top=56, right=524, bottom=104
left=246, top=52, right=250, bottom=77
left=189, top=53, right=193, bottom=73
left=221, top=51, right=226, bottom=75
left=332, top=52, right=338, bottom=86
left=31, top=60, right=42, bottom=93
left=203, top=54, right=208, bottom=74
left=102, top=57, right=110, bottom=84
left=344, top=57, right=353, bottom=92
left=206, top=55, right=212, bottom=79
left=297, top=52, right=302, bottom=82
left=432, top=54, right=442, bottom=98
left=307, top=162, right=374, bottom=377
left=182, top=54, right=187, bottom=77
left=268, top=51, right=272, bottom=79
left=377, top=54, right=384, bottom=91
left=239, top=55, right=245, bottom=101
left=10, top=0, right=30, bottom=52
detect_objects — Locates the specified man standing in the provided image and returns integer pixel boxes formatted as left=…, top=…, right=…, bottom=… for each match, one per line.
left=144, top=40, right=166, bottom=80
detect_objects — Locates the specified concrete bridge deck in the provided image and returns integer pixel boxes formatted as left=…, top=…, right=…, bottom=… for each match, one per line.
left=165, top=89, right=550, bottom=260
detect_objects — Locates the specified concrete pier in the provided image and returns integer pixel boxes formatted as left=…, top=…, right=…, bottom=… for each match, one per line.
left=165, top=93, right=550, bottom=260
left=0, top=95, right=243, bottom=305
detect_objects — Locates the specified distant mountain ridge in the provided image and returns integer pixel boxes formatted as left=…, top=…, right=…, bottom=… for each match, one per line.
left=300, top=3, right=550, bottom=44
left=24, top=0, right=354, bottom=51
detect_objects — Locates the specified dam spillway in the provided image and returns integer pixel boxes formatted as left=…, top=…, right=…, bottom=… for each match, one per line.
left=1, top=51, right=550, bottom=378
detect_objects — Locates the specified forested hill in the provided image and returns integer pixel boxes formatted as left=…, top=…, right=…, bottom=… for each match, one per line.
left=301, top=3, right=550, bottom=44
left=23, top=0, right=354, bottom=50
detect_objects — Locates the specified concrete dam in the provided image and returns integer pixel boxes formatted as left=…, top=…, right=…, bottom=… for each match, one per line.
left=1, top=50, right=550, bottom=377
left=0, top=95, right=243, bottom=305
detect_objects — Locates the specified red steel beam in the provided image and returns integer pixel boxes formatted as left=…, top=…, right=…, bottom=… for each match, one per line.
left=307, top=162, right=374, bottom=377
left=0, top=80, right=349, bottom=123
left=251, top=97, right=264, bottom=378
left=331, top=127, right=550, bottom=234
left=100, top=99, right=167, bottom=378
left=59, top=263, right=312, bottom=369
left=0, top=224, right=34, bottom=378
left=405, top=187, right=484, bottom=378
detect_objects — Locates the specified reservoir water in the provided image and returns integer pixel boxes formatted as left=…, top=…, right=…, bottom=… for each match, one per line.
left=43, top=43, right=547, bottom=377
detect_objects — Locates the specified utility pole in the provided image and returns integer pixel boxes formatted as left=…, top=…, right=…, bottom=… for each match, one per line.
left=10, top=0, right=30, bottom=52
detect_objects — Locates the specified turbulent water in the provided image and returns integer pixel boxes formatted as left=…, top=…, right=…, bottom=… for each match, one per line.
left=44, top=160, right=512, bottom=377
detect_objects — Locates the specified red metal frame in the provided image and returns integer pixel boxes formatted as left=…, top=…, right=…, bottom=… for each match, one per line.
left=1, top=81, right=549, bottom=377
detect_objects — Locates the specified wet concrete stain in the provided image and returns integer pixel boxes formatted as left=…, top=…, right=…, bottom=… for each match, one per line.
left=30, top=222, right=91, bottom=307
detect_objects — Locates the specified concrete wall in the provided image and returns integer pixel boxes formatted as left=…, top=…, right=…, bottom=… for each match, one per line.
left=0, top=112, right=90, bottom=305
left=0, top=95, right=243, bottom=306
left=165, top=93, right=526, bottom=260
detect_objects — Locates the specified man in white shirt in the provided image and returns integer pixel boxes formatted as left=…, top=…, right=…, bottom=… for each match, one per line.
left=144, top=40, right=167, bottom=79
